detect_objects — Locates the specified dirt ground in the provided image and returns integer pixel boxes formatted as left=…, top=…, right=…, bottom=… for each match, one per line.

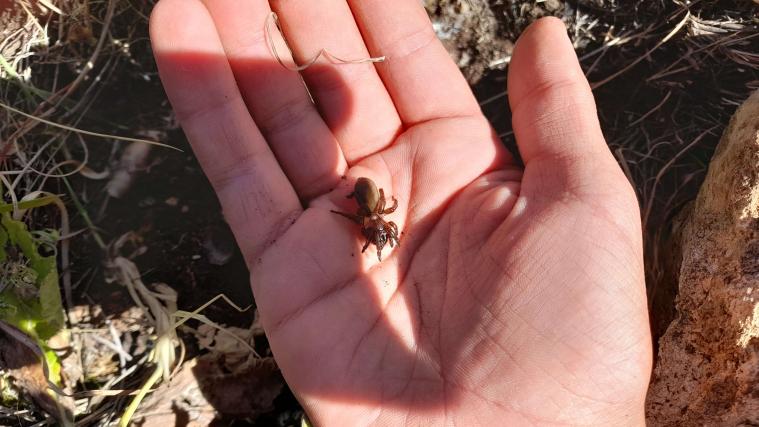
left=0, top=0, right=757, bottom=425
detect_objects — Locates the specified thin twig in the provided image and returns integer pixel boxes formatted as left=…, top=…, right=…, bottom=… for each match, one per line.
left=591, top=10, right=690, bottom=90
left=630, top=90, right=672, bottom=127
left=642, top=126, right=718, bottom=230
left=0, top=101, right=179, bottom=150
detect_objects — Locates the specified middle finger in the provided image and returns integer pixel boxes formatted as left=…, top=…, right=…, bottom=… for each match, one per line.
left=202, top=0, right=347, bottom=200
left=271, top=0, right=402, bottom=164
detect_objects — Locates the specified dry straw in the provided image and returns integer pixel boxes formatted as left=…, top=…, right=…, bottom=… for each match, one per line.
left=265, top=11, right=385, bottom=72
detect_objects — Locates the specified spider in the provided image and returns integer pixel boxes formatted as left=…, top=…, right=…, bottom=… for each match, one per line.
left=331, top=177, right=400, bottom=261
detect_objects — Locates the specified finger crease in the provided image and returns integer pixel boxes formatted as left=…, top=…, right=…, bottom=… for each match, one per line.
left=379, top=25, right=438, bottom=63
left=510, top=77, right=589, bottom=120
left=174, top=93, right=237, bottom=124
left=205, top=149, right=270, bottom=190
left=222, top=30, right=268, bottom=59
left=257, top=95, right=317, bottom=138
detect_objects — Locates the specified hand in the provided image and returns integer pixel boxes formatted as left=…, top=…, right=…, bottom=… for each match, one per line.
left=151, top=1, right=652, bottom=425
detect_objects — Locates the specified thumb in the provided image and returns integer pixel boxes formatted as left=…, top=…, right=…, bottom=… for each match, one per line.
left=507, top=17, right=625, bottom=200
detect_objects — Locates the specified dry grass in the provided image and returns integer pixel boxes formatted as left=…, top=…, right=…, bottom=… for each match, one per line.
left=563, top=0, right=759, bottom=339
left=0, top=0, right=184, bottom=424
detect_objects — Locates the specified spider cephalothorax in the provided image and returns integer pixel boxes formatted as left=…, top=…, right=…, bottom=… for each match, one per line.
left=331, top=177, right=400, bottom=261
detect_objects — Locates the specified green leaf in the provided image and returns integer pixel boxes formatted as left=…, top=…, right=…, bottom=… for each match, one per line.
left=0, top=225, right=7, bottom=262
left=0, top=214, right=64, bottom=339
left=0, top=292, right=36, bottom=335
left=0, top=294, right=15, bottom=317
left=42, top=346, right=62, bottom=385
left=37, top=262, right=64, bottom=340
left=1, top=214, right=39, bottom=264
left=32, top=255, right=56, bottom=286
left=0, top=195, right=58, bottom=214
left=17, top=317, right=39, bottom=339
left=0, top=208, right=64, bottom=384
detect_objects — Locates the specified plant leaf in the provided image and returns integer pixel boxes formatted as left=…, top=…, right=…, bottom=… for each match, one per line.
left=0, top=225, right=7, bottom=262
left=0, top=214, right=64, bottom=340
left=1, top=214, right=39, bottom=264
left=0, top=195, right=58, bottom=214
left=37, top=261, right=64, bottom=340
left=43, top=346, right=62, bottom=385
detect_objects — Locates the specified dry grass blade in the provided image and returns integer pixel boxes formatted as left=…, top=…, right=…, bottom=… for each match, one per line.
left=630, top=91, right=672, bottom=127
left=37, top=0, right=64, bottom=16
left=591, top=10, right=690, bottom=90
left=106, top=237, right=260, bottom=426
left=0, top=101, right=180, bottom=151
left=265, top=11, right=385, bottom=71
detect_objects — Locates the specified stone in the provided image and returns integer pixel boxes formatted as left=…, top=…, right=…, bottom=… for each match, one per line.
left=424, top=0, right=514, bottom=83
left=646, top=90, right=759, bottom=425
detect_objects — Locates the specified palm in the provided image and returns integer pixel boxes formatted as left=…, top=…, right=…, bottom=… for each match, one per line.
left=152, top=1, right=652, bottom=425
left=257, top=119, right=649, bottom=425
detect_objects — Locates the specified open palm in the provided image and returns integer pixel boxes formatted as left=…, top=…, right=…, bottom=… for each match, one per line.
left=151, top=0, right=651, bottom=425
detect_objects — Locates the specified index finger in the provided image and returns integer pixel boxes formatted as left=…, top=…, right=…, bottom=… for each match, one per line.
left=151, top=0, right=302, bottom=262
left=200, top=0, right=348, bottom=200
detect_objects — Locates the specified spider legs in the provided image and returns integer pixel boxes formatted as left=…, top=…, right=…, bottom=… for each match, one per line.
left=360, top=237, right=383, bottom=261
left=383, top=197, right=398, bottom=214
left=376, top=189, right=398, bottom=215
left=387, top=221, right=400, bottom=247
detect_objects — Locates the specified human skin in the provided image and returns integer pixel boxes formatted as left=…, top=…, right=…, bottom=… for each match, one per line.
left=150, top=0, right=652, bottom=425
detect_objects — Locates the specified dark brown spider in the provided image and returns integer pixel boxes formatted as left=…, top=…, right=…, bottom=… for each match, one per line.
left=331, top=177, right=400, bottom=261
